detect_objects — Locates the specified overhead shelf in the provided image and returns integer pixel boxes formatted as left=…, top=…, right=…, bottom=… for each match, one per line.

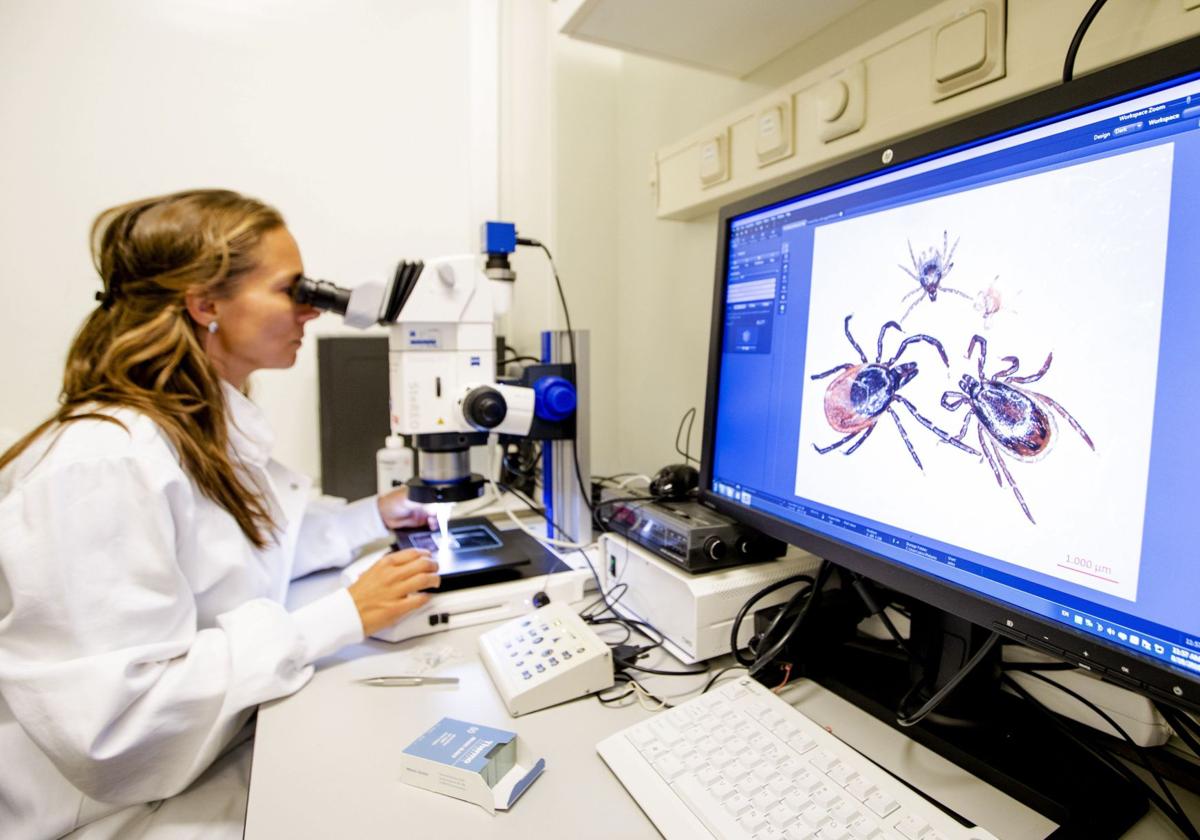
left=557, top=0, right=880, bottom=78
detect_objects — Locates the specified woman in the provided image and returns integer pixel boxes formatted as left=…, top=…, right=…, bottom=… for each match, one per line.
left=0, top=189, right=439, bottom=839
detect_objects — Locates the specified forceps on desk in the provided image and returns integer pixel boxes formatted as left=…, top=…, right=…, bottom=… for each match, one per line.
left=356, top=675, right=460, bottom=687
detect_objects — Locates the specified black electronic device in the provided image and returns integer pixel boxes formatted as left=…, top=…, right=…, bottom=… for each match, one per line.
left=699, top=36, right=1200, bottom=836
left=602, top=493, right=785, bottom=572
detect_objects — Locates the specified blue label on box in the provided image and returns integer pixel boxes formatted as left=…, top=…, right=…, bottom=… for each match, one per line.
left=403, top=718, right=516, bottom=775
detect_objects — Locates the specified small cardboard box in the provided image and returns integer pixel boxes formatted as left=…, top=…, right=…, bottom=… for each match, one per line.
left=400, top=717, right=545, bottom=814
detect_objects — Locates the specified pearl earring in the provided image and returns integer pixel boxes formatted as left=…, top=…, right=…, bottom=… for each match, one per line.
left=208, top=320, right=219, bottom=334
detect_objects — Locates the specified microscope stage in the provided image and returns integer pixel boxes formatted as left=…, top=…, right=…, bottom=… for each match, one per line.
left=392, top=516, right=568, bottom=593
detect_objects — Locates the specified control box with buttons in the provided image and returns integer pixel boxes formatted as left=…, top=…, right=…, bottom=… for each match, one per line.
left=478, top=602, right=615, bottom=717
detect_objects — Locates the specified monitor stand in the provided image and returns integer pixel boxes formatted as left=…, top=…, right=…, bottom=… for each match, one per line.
left=799, top=600, right=1147, bottom=838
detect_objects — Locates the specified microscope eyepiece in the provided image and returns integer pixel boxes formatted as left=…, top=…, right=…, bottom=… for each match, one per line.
left=292, top=275, right=352, bottom=316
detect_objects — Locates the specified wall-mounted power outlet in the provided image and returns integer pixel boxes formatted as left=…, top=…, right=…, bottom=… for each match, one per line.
left=698, top=131, right=729, bottom=187
left=816, top=62, right=865, bottom=143
left=931, top=0, right=1006, bottom=102
left=755, top=99, right=793, bottom=166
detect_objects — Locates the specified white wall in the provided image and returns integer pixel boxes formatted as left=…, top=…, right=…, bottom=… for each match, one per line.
left=0, top=0, right=494, bottom=484
left=6, top=1, right=1193, bottom=490
left=549, top=0, right=1200, bottom=478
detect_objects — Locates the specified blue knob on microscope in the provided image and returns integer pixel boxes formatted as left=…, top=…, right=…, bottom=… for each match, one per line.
left=534, top=376, right=576, bottom=421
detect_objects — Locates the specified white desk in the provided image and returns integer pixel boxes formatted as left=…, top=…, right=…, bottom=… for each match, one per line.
left=245, top=571, right=1198, bottom=839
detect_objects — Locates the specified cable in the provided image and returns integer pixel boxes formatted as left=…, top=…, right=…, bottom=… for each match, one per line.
left=1004, top=674, right=1199, bottom=840
left=628, top=678, right=672, bottom=711
left=896, top=631, right=1000, bottom=728
left=675, top=407, right=697, bottom=465
left=597, top=688, right=635, bottom=706
left=593, top=472, right=636, bottom=483
left=491, top=479, right=590, bottom=549
left=517, top=237, right=595, bottom=520
left=615, top=659, right=709, bottom=678
left=729, top=573, right=816, bottom=667
left=500, top=443, right=542, bottom=496
left=593, top=473, right=651, bottom=488
left=593, top=613, right=708, bottom=677
left=749, top=561, right=834, bottom=677
left=1063, top=0, right=1110, bottom=84
left=1016, top=668, right=1194, bottom=834
left=614, top=474, right=651, bottom=489
left=494, top=479, right=644, bottom=626
left=1157, top=704, right=1200, bottom=760
left=494, top=478, right=601, bottom=595
left=578, top=582, right=629, bottom=622
left=1164, top=705, right=1200, bottom=746
left=494, top=478, right=594, bottom=551
left=493, top=476, right=693, bottom=684
left=596, top=674, right=674, bottom=710
left=701, top=666, right=748, bottom=695
left=597, top=673, right=638, bottom=706
left=500, top=465, right=690, bottom=678
left=850, top=574, right=914, bottom=659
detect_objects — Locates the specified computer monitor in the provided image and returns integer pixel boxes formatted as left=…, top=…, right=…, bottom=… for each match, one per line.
left=702, top=36, right=1200, bottom=741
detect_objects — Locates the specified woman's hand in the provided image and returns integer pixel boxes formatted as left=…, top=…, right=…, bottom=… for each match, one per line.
left=378, top=486, right=436, bottom=530
left=347, top=549, right=440, bottom=636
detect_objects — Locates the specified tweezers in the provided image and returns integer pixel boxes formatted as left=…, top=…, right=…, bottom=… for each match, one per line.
left=356, top=675, right=460, bottom=687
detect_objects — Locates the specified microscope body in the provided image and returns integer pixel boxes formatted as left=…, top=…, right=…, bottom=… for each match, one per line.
left=292, top=224, right=579, bottom=508
left=387, top=255, right=529, bottom=439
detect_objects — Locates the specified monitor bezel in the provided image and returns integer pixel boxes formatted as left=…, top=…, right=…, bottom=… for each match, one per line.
left=699, top=35, right=1200, bottom=712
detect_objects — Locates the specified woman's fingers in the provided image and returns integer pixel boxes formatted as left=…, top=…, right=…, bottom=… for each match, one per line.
left=385, top=547, right=432, bottom=565
left=348, top=550, right=441, bottom=635
left=389, top=590, right=433, bottom=619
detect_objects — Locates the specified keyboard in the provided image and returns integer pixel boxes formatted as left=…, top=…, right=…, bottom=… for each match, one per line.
left=596, top=676, right=998, bottom=840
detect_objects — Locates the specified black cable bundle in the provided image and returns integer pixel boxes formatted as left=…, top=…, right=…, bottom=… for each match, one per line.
left=727, top=561, right=828, bottom=682
left=1002, top=669, right=1200, bottom=839
left=1063, top=0, right=1111, bottom=83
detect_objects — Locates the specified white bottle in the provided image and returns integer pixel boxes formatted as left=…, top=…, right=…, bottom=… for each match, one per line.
left=376, top=435, right=415, bottom=495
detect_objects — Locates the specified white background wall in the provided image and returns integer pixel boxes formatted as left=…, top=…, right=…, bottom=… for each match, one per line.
left=3, top=0, right=1198, bottom=488
left=0, top=0, right=496, bottom=482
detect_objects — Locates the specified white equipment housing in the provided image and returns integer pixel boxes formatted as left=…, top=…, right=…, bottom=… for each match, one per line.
left=597, top=533, right=823, bottom=664
left=388, top=255, right=531, bottom=437
left=1002, top=647, right=1172, bottom=746
left=478, top=602, right=615, bottom=717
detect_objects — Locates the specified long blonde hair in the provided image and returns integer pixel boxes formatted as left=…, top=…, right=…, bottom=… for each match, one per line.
left=0, top=189, right=285, bottom=548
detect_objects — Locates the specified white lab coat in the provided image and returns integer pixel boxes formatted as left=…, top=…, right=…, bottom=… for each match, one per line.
left=0, top=385, right=389, bottom=840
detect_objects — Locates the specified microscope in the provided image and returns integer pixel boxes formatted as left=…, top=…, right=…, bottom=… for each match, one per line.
left=296, top=223, right=593, bottom=641
left=293, top=221, right=587, bottom=535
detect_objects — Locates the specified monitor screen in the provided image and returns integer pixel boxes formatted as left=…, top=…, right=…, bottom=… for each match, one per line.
left=703, top=41, right=1200, bottom=707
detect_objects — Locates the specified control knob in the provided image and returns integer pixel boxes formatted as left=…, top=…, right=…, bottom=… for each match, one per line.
left=704, top=536, right=727, bottom=561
